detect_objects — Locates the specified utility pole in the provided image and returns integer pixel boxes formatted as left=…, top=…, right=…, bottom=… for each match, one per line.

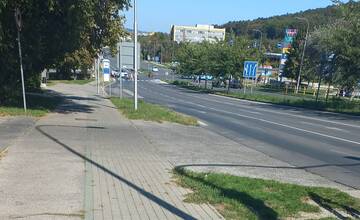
left=15, top=8, right=27, bottom=112
left=97, top=57, right=100, bottom=94
left=118, top=42, right=123, bottom=98
left=133, top=0, right=138, bottom=110
left=295, top=17, right=309, bottom=94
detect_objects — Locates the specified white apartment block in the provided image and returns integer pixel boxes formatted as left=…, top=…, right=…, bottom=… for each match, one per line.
left=171, top=24, right=226, bottom=43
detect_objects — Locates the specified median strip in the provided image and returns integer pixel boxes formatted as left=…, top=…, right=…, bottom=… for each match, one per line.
left=110, top=98, right=198, bottom=126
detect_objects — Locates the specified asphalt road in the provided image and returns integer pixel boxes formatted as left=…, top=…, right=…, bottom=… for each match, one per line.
left=107, top=66, right=360, bottom=189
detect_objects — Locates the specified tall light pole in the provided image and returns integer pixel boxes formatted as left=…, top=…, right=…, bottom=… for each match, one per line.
left=133, top=0, right=138, bottom=110
left=15, top=8, right=27, bottom=113
left=295, top=17, right=309, bottom=94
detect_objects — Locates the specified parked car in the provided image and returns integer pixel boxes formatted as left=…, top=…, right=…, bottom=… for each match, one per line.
left=152, top=67, right=159, bottom=72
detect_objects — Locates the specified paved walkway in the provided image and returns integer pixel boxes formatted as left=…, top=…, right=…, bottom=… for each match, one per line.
left=0, top=83, right=222, bottom=220
left=0, top=117, right=35, bottom=153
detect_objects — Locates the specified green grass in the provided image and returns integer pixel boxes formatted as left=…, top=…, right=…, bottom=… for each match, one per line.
left=174, top=168, right=360, bottom=220
left=47, top=79, right=94, bottom=86
left=0, top=93, right=62, bottom=117
left=110, top=98, right=198, bottom=126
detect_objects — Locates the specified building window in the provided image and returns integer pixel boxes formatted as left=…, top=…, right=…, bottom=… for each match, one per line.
left=187, top=30, right=192, bottom=34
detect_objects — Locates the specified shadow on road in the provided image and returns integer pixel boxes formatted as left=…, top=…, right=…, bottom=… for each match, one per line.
left=35, top=125, right=196, bottom=220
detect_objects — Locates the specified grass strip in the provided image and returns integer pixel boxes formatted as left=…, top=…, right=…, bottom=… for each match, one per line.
left=110, top=98, right=198, bottom=126
left=0, top=93, right=62, bottom=117
left=47, top=79, right=94, bottom=86
left=174, top=168, right=360, bottom=220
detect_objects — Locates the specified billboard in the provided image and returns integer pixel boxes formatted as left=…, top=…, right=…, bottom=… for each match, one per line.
left=279, top=29, right=297, bottom=77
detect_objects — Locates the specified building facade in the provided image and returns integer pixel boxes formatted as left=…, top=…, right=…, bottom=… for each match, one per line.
left=171, top=24, right=226, bottom=43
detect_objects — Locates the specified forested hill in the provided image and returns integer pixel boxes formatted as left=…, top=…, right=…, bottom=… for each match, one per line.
left=219, top=3, right=343, bottom=40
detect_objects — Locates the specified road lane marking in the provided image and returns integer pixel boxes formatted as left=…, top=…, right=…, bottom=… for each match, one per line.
left=139, top=83, right=360, bottom=145
left=208, top=94, right=360, bottom=129
left=207, top=107, right=360, bottom=146
left=198, top=121, right=208, bottom=127
left=325, top=126, right=344, bottom=131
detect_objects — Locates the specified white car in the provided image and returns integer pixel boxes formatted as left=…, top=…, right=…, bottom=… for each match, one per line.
left=152, top=67, right=159, bottom=72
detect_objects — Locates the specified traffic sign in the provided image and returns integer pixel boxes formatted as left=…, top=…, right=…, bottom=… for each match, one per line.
left=243, top=61, right=258, bottom=78
left=102, top=59, right=110, bottom=82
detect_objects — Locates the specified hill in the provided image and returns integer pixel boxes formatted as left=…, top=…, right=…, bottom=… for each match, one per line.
left=219, top=4, right=343, bottom=41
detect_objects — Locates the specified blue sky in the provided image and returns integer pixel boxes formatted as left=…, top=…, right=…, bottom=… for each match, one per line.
left=122, top=0, right=334, bottom=33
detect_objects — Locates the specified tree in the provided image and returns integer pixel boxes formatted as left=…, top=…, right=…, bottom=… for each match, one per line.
left=0, top=0, right=130, bottom=103
left=310, top=0, right=360, bottom=95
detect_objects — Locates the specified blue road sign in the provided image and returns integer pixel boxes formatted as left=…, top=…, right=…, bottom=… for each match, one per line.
left=243, top=61, right=258, bottom=78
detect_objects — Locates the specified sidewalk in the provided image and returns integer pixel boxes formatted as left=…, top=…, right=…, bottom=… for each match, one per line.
left=0, top=83, right=222, bottom=220
left=0, top=116, right=35, bottom=153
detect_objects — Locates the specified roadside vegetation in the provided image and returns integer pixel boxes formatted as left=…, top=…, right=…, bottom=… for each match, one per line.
left=174, top=168, right=360, bottom=220
left=110, top=98, right=198, bottom=126
left=47, top=79, right=94, bottom=86
left=0, top=93, right=62, bottom=117
left=0, top=1, right=129, bottom=105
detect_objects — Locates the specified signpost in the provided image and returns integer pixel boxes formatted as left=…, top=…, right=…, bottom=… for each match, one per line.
left=243, top=61, right=258, bottom=94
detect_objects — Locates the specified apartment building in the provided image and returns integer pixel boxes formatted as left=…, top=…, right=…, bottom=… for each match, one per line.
left=171, top=24, right=226, bottom=43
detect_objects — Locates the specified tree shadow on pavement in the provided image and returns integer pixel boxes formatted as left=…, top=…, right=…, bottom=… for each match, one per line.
left=175, top=168, right=279, bottom=220
left=309, top=192, right=360, bottom=219
left=35, top=125, right=197, bottom=220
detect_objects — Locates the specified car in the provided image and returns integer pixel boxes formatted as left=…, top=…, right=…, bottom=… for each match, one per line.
left=152, top=67, right=159, bottom=72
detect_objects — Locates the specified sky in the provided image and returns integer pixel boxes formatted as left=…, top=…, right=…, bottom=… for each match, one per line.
left=122, top=0, right=335, bottom=33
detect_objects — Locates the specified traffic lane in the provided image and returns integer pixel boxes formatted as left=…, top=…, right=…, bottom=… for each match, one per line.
left=170, top=103, right=360, bottom=189
left=121, top=80, right=360, bottom=165
left=160, top=83, right=360, bottom=129
left=137, top=81, right=360, bottom=155
left=151, top=82, right=360, bottom=136
left=137, top=82, right=360, bottom=145
left=134, top=82, right=360, bottom=188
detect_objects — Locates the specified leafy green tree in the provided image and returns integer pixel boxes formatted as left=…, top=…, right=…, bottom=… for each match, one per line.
left=0, top=0, right=129, bottom=103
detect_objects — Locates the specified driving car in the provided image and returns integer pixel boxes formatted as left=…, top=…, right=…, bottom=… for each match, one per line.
left=152, top=67, right=159, bottom=72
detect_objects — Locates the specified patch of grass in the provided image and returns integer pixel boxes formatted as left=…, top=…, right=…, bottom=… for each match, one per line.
left=174, top=168, right=360, bottom=220
left=47, top=79, right=94, bottom=86
left=110, top=98, right=198, bottom=126
left=0, top=93, right=62, bottom=117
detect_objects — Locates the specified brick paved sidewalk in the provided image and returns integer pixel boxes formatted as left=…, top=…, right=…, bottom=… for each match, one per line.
left=0, top=83, right=222, bottom=220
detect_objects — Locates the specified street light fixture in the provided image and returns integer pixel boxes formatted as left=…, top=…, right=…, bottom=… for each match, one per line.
left=295, top=17, right=310, bottom=94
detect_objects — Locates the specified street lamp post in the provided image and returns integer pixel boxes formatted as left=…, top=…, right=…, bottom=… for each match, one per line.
left=133, top=0, right=138, bottom=110
left=295, top=17, right=309, bottom=94
left=15, top=8, right=27, bottom=113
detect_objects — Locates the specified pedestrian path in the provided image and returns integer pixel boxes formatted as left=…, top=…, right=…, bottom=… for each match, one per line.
left=0, top=116, right=35, bottom=153
left=0, top=83, right=223, bottom=220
